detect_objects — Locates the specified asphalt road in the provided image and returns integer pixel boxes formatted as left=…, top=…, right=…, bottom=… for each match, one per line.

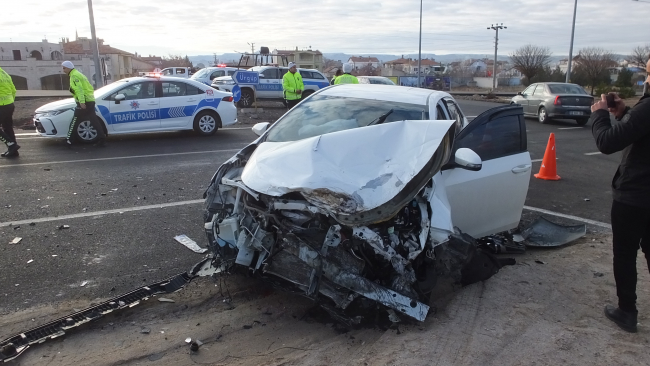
left=0, top=99, right=619, bottom=315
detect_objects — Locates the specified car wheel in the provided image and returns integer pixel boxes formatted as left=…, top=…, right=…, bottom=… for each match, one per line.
left=302, top=90, right=314, bottom=99
left=193, top=111, right=220, bottom=136
left=537, top=107, right=549, bottom=124
left=576, top=118, right=589, bottom=126
left=74, top=119, right=100, bottom=143
left=237, top=89, right=253, bottom=108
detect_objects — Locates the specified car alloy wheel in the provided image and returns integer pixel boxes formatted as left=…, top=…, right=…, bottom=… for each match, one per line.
left=238, top=89, right=253, bottom=108
left=198, top=114, right=216, bottom=133
left=76, top=120, right=98, bottom=142
left=538, top=107, right=548, bottom=124
left=193, top=111, right=219, bottom=136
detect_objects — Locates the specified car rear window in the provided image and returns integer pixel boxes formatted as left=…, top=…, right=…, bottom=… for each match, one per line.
left=548, top=84, right=588, bottom=95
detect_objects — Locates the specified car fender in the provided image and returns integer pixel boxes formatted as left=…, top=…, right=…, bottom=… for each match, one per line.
left=192, top=106, right=222, bottom=126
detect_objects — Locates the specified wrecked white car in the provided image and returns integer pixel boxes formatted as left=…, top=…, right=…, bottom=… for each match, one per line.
left=202, top=84, right=532, bottom=323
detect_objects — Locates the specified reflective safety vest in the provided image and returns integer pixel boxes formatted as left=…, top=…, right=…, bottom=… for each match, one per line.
left=334, top=73, right=359, bottom=85
left=0, top=67, right=16, bottom=106
left=68, top=69, right=96, bottom=104
left=282, top=71, right=304, bottom=100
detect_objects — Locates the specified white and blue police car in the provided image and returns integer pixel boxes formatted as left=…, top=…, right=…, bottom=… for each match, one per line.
left=190, top=65, right=239, bottom=86
left=33, top=75, right=237, bottom=143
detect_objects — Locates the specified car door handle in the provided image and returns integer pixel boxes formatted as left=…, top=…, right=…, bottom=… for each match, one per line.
left=146, top=102, right=157, bottom=105
left=186, top=98, right=197, bottom=102
left=512, top=164, right=531, bottom=174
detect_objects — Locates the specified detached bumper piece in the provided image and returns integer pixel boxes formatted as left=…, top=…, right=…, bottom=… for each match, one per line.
left=0, top=272, right=193, bottom=363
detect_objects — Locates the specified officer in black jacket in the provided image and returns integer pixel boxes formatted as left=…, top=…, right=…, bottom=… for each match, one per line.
left=590, top=59, right=650, bottom=333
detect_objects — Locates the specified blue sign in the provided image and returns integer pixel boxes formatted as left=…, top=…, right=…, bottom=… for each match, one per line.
left=232, top=85, right=242, bottom=102
left=232, top=70, right=259, bottom=85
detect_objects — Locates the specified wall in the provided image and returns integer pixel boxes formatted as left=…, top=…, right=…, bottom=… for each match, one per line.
left=473, top=76, right=497, bottom=88
left=0, top=56, right=112, bottom=90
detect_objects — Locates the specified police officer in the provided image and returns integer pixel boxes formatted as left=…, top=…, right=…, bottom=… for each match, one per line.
left=330, top=68, right=343, bottom=85
left=62, top=61, right=106, bottom=146
left=282, top=62, right=304, bottom=109
left=334, top=63, right=359, bottom=85
left=0, top=66, right=19, bottom=157
left=590, top=58, right=650, bottom=333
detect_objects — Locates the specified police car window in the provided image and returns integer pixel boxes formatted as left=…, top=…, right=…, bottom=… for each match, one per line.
left=299, top=70, right=313, bottom=79
left=311, top=72, right=325, bottom=80
left=161, top=82, right=188, bottom=97
left=261, top=68, right=278, bottom=79
left=210, top=70, right=225, bottom=79
left=110, top=82, right=155, bottom=100
left=226, top=70, right=236, bottom=76
left=176, top=68, right=186, bottom=75
left=454, top=115, right=523, bottom=161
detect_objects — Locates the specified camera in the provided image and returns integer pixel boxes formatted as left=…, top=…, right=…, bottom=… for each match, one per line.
left=606, top=93, right=618, bottom=109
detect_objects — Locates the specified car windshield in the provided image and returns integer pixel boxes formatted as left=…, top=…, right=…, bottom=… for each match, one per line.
left=265, top=95, right=429, bottom=142
left=370, top=78, right=395, bottom=85
left=95, top=80, right=128, bottom=96
left=548, top=84, right=588, bottom=95
left=192, top=69, right=209, bottom=78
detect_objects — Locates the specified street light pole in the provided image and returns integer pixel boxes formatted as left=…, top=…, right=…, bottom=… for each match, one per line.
left=487, top=23, right=506, bottom=90
left=417, top=0, right=423, bottom=88
left=87, top=0, right=103, bottom=88
left=566, top=0, right=578, bottom=83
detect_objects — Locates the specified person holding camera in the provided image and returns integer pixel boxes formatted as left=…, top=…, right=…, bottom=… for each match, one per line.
left=589, top=58, right=650, bottom=333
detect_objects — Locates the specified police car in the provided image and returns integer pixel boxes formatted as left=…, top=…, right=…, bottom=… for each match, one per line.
left=211, top=65, right=329, bottom=107
left=190, top=66, right=239, bottom=86
left=33, top=75, right=237, bottom=143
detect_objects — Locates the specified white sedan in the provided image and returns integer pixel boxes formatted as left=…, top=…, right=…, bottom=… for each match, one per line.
left=201, top=84, right=532, bottom=322
left=33, top=76, right=237, bottom=143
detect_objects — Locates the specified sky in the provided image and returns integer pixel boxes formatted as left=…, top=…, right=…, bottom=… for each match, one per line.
left=1, top=0, right=648, bottom=57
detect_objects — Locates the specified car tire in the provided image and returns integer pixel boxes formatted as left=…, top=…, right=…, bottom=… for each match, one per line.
left=302, top=90, right=314, bottom=99
left=237, top=89, right=253, bottom=108
left=193, top=111, right=220, bottom=136
left=537, top=107, right=549, bottom=124
left=74, top=118, right=101, bottom=143
left=576, top=118, right=589, bottom=126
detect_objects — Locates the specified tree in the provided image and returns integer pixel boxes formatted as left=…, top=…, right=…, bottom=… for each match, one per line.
left=510, top=45, right=552, bottom=84
left=630, top=44, right=650, bottom=70
left=160, top=54, right=193, bottom=68
left=615, top=68, right=634, bottom=88
left=573, top=48, right=616, bottom=95
left=355, top=64, right=379, bottom=76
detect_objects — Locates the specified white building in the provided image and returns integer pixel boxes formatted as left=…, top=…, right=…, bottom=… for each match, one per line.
left=348, top=56, right=380, bottom=70
left=0, top=40, right=68, bottom=90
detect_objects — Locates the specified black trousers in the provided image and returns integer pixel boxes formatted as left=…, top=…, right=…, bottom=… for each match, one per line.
left=0, top=103, right=16, bottom=145
left=611, top=200, right=650, bottom=312
left=67, top=101, right=105, bottom=141
left=286, top=98, right=302, bottom=110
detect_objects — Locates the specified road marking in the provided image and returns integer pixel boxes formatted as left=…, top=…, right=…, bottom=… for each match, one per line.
left=558, top=127, right=583, bottom=130
left=0, top=149, right=240, bottom=168
left=0, top=199, right=205, bottom=228
left=584, top=152, right=602, bottom=156
left=524, top=205, right=611, bottom=229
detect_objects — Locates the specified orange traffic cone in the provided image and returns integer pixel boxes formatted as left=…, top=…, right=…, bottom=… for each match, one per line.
left=534, top=133, right=561, bottom=180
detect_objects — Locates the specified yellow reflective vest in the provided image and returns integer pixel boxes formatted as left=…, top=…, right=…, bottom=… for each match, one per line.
left=0, top=67, right=16, bottom=106
left=68, top=69, right=95, bottom=104
left=282, top=71, right=304, bottom=100
left=334, top=73, right=359, bottom=85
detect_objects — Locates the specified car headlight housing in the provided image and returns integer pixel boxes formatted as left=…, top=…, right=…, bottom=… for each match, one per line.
left=39, top=108, right=74, bottom=117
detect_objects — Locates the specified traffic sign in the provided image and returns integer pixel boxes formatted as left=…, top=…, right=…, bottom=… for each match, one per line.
left=232, top=70, right=259, bottom=85
left=232, top=85, right=242, bottom=102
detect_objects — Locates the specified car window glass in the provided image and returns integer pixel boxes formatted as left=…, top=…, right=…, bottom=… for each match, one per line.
left=227, top=70, right=236, bottom=76
left=261, top=68, right=278, bottom=79
left=110, top=82, right=155, bottom=100
left=445, top=99, right=465, bottom=130
left=193, top=69, right=209, bottom=78
left=279, top=68, right=289, bottom=78
left=548, top=84, right=588, bottom=94
left=454, top=115, right=523, bottom=161
left=436, top=104, right=448, bottom=120
left=210, top=70, right=225, bottom=79
left=311, top=72, right=325, bottom=80
left=522, top=85, right=534, bottom=95
left=161, top=81, right=200, bottom=97
left=299, top=70, right=313, bottom=79
left=175, top=68, right=186, bottom=75
left=533, top=85, right=546, bottom=95
left=266, top=95, right=429, bottom=142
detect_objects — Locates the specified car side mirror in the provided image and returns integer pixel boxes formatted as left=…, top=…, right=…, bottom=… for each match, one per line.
left=454, top=148, right=482, bottom=171
left=517, top=91, right=522, bottom=96
left=252, top=122, right=270, bottom=137
left=114, top=93, right=126, bottom=104
left=259, top=74, right=265, bottom=78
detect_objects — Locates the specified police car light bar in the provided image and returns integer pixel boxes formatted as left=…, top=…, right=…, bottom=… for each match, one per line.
left=144, top=72, right=162, bottom=77
left=217, top=64, right=227, bottom=68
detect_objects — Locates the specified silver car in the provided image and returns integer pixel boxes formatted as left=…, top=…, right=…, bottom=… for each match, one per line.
left=511, top=82, right=593, bottom=125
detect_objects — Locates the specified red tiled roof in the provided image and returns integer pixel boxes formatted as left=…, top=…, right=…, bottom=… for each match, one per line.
left=63, top=40, right=132, bottom=56
left=349, top=56, right=379, bottom=63
left=385, top=58, right=410, bottom=64
left=141, top=56, right=163, bottom=61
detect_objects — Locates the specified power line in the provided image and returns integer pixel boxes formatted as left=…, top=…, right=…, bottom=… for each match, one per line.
left=487, top=23, right=506, bottom=89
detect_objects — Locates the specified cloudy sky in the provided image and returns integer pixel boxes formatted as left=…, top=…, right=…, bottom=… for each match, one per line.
left=1, top=0, right=648, bottom=57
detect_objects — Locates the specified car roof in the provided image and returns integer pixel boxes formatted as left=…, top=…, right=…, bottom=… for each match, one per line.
left=320, top=84, right=449, bottom=105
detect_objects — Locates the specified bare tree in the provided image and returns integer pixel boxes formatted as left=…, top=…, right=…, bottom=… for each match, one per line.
left=630, top=44, right=650, bottom=70
left=355, top=64, right=379, bottom=76
left=509, top=45, right=552, bottom=84
left=160, top=55, right=193, bottom=68
left=573, top=47, right=617, bottom=95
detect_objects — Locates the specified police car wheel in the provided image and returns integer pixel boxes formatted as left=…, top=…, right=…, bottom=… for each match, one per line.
left=75, top=119, right=99, bottom=143
left=237, top=89, right=253, bottom=108
left=193, top=111, right=219, bottom=136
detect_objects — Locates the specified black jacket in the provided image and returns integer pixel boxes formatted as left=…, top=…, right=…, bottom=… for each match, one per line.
left=590, top=92, right=650, bottom=208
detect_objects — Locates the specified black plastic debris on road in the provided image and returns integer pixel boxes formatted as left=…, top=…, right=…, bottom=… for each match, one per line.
left=520, top=217, right=587, bottom=248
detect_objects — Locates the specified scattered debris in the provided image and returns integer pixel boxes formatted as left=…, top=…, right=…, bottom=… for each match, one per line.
left=43, top=168, right=51, bottom=171
left=535, top=260, right=546, bottom=265
left=174, top=235, right=207, bottom=254
left=80, top=281, right=88, bottom=287
left=189, top=339, right=203, bottom=352
left=519, top=217, right=587, bottom=248
left=140, top=327, right=151, bottom=334
left=58, top=225, right=70, bottom=230
left=147, top=352, right=164, bottom=361
left=111, top=188, right=118, bottom=192
left=51, top=255, right=57, bottom=257
left=4, top=205, right=11, bottom=208
left=13, top=225, right=20, bottom=230
left=584, top=198, right=591, bottom=202
left=593, top=272, right=604, bottom=278
left=10, top=237, right=22, bottom=245
left=28, top=222, right=35, bottom=226
left=158, top=298, right=175, bottom=303
left=27, top=259, right=33, bottom=264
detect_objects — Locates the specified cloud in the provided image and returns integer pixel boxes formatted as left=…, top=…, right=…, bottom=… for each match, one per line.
left=1, top=0, right=647, bottom=56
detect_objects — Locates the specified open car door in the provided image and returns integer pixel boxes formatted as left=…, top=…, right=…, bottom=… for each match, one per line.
left=442, top=105, right=531, bottom=238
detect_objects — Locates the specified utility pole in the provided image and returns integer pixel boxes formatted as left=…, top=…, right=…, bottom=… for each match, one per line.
left=87, top=0, right=103, bottom=88
left=566, top=0, right=578, bottom=83
left=417, top=0, right=423, bottom=88
left=247, top=42, right=255, bottom=54
left=487, top=23, right=506, bottom=90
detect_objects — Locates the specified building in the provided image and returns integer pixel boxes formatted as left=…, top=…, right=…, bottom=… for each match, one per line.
left=0, top=39, right=67, bottom=90
left=138, top=55, right=163, bottom=67
left=348, top=56, right=380, bottom=70
left=272, top=48, right=323, bottom=71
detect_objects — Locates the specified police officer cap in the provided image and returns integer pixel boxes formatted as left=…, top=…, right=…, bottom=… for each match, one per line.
left=288, top=62, right=296, bottom=69
left=61, top=61, right=75, bottom=69
left=342, top=63, right=353, bottom=73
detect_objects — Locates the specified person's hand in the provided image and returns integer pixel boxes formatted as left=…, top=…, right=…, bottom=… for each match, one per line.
left=296, top=89, right=302, bottom=94
left=608, top=93, right=626, bottom=119
left=591, top=94, right=608, bottom=113
left=80, top=103, right=86, bottom=109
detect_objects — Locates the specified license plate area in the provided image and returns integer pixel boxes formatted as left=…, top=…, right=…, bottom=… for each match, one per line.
left=569, top=111, right=584, bottom=116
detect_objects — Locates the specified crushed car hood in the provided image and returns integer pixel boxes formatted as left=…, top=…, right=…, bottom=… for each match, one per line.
left=241, top=120, right=455, bottom=222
